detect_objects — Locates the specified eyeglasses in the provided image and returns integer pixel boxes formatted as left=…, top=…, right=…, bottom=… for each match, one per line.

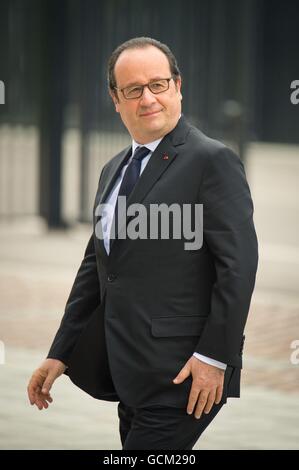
left=115, top=77, right=174, bottom=100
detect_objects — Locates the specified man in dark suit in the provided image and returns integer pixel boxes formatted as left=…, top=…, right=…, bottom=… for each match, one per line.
left=27, top=37, right=258, bottom=449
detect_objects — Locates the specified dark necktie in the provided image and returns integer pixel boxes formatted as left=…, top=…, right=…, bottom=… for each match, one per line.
left=110, top=146, right=150, bottom=246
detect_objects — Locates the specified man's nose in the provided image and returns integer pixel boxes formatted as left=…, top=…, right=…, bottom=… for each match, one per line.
left=139, top=86, right=157, bottom=105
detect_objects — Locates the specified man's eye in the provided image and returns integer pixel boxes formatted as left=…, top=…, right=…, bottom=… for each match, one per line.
left=151, top=82, right=164, bottom=90
left=127, top=87, right=141, bottom=95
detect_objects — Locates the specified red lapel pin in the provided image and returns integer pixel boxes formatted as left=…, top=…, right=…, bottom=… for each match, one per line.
left=162, top=153, right=169, bottom=160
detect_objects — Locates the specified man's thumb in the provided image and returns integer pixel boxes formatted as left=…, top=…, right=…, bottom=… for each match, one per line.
left=42, top=373, right=56, bottom=394
left=173, top=366, right=190, bottom=384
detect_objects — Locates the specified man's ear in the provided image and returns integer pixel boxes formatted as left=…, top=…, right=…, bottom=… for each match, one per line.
left=175, top=76, right=183, bottom=101
left=109, top=89, right=120, bottom=112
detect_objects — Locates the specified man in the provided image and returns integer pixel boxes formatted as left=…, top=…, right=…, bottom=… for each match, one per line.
left=27, top=37, right=258, bottom=450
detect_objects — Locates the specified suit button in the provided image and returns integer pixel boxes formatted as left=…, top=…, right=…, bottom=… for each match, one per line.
left=107, top=273, right=116, bottom=282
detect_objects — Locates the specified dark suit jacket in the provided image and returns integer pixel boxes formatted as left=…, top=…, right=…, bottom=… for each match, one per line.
left=47, top=115, right=258, bottom=408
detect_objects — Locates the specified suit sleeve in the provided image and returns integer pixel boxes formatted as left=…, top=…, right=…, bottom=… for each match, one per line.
left=47, top=233, right=101, bottom=365
left=194, top=146, right=258, bottom=367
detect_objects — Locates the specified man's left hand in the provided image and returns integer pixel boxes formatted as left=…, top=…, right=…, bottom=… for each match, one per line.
left=173, top=356, right=225, bottom=419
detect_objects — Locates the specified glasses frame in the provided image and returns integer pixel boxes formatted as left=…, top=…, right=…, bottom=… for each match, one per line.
left=115, top=77, right=174, bottom=100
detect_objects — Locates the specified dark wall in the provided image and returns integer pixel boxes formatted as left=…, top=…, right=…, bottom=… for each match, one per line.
left=0, top=0, right=43, bottom=124
left=256, top=0, right=299, bottom=143
left=0, top=0, right=298, bottom=143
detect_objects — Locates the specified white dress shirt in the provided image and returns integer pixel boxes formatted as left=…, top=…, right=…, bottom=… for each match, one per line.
left=101, top=136, right=227, bottom=371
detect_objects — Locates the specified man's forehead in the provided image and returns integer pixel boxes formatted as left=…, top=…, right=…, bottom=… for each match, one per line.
left=115, top=46, right=170, bottom=73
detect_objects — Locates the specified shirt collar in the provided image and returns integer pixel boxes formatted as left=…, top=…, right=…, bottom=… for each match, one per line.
left=131, top=114, right=182, bottom=155
left=131, top=137, right=163, bottom=155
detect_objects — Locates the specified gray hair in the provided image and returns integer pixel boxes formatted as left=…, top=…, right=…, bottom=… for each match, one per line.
left=107, top=37, right=181, bottom=92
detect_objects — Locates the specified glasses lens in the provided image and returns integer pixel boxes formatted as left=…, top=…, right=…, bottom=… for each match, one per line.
left=124, top=86, right=142, bottom=99
left=149, top=79, right=169, bottom=94
left=122, top=79, right=171, bottom=99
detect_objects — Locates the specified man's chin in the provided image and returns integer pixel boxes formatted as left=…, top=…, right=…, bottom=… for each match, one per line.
left=142, top=123, right=165, bottom=138
left=143, top=115, right=165, bottom=131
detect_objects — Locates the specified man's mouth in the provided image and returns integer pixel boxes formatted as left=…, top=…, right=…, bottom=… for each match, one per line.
left=139, top=110, right=162, bottom=117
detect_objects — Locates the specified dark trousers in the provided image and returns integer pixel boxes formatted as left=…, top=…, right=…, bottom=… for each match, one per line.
left=117, top=400, right=225, bottom=450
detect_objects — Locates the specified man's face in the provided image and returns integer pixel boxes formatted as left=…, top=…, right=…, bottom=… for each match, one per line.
left=110, top=46, right=182, bottom=144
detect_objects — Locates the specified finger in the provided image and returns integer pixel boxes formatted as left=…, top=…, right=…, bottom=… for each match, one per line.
left=32, top=387, right=47, bottom=409
left=27, top=377, right=40, bottom=405
left=40, top=392, right=53, bottom=404
left=30, top=387, right=40, bottom=406
left=36, top=395, right=49, bottom=410
left=28, top=369, right=47, bottom=404
left=40, top=388, right=52, bottom=399
left=27, top=385, right=36, bottom=405
left=36, top=389, right=52, bottom=408
left=215, top=385, right=224, bottom=404
left=39, top=393, right=51, bottom=406
left=173, top=366, right=190, bottom=384
left=194, top=391, right=209, bottom=419
left=42, top=372, right=56, bottom=395
left=35, top=398, right=44, bottom=410
left=34, top=386, right=42, bottom=403
left=204, top=390, right=216, bottom=414
left=187, top=385, right=201, bottom=415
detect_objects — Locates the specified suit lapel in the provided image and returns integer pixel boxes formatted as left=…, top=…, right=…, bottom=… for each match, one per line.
left=127, top=137, right=177, bottom=207
left=98, top=145, right=132, bottom=207
left=109, top=115, right=191, bottom=252
left=94, top=145, right=131, bottom=262
left=109, top=137, right=177, bottom=252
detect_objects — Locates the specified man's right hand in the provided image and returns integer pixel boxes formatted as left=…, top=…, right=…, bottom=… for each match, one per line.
left=27, top=358, right=67, bottom=410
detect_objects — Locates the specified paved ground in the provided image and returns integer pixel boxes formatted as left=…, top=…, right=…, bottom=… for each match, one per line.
left=0, top=222, right=298, bottom=450
left=0, top=145, right=299, bottom=449
left=1, top=347, right=299, bottom=450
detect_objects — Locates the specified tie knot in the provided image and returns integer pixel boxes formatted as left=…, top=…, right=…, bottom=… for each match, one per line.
left=132, top=146, right=150, bottom=162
